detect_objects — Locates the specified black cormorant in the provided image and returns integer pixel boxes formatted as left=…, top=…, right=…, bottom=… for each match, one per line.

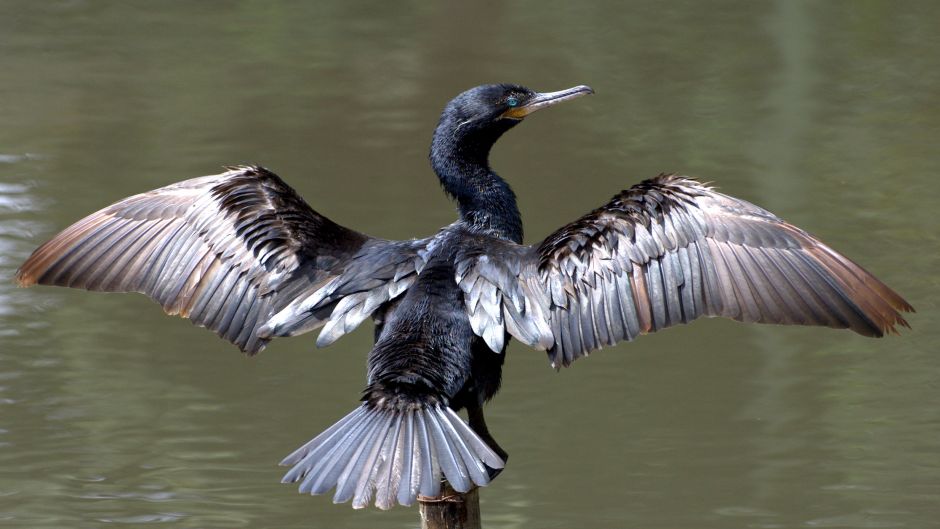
left=16, top=84, right=913, bottom=509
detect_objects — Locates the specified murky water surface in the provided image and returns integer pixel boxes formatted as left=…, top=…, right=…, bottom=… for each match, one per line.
left=2, top=2, right=939, bottom=528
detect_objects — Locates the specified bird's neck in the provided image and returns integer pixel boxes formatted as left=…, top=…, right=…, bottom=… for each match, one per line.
left=430, top=123, right=523, bottom=243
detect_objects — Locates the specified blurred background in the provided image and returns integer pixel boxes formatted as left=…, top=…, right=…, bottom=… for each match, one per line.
left=1, top=1, right=938, bottom=528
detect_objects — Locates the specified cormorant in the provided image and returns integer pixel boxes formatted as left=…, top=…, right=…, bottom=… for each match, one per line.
left=16, top=84, right=912, bottom=509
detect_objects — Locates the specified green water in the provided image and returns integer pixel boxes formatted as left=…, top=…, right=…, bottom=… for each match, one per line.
left=2, top=2, right=938, bottom=528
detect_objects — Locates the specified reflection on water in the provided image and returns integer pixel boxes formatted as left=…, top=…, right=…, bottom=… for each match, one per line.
left=0, top=182, right=44, bottom=318
left=1, top=1, right=938, bottom=528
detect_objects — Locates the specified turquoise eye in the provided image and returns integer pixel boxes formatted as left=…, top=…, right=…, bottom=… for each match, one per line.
left=506, top=96, right=519, bottom=107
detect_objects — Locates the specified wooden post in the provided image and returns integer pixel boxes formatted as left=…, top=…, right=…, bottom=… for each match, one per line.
left=418, top=485, right=481, bottom=529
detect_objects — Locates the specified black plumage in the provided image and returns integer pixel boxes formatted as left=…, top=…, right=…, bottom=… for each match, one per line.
left=16, top=83, right=912, bottom=509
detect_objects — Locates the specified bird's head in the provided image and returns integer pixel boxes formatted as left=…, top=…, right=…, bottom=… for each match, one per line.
left=436, top=84, right=594, bottom=144
left=430, top=83, right=594, bottom=242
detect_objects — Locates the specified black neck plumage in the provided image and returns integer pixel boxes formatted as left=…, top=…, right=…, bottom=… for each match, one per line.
left=429, top=113, right=523, bottom=244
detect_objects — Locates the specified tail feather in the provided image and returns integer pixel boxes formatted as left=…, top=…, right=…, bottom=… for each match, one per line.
left=441, top=410, right=503, bottom=487
left=394, top=413, right=416, bottom=505
left=443, top=409, right=504, bottom=469
left=280, top=403, right=504, bottom=509
left=424, top=410, right=469, bottom=492
left=314, top=412, right=386, bottom=496
left=281, top=405, right=363, bottom=463
left=413, top=410, right=438, bottom=499
left=373, top=413, right=405, bottom=506
left=340, top=412, right=394, bottom=506
left=289, top=407, right=379, bottom=495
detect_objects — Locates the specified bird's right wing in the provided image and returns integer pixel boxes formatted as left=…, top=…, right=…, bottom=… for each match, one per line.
left=456, top=174, right=913, bottom=367
left=16, top=165, right=427, bottom=354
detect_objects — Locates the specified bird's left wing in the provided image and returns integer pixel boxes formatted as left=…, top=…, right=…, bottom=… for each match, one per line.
left=16, top=165, right=427, bottom=353
left=456, top=174, right=913, bottom=367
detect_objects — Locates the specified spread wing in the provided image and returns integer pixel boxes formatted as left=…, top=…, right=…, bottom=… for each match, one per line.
left=16, top=165, right=427, bottom=354
left=456, top=174, right=913, bottom=367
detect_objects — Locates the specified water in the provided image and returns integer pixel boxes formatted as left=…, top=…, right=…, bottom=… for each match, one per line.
left=2, top=1, right=939, bottom=527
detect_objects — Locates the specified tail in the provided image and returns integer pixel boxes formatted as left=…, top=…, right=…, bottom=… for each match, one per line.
left=279, top=403, right=505, bottom=509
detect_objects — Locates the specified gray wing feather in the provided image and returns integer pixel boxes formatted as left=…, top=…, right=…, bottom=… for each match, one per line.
left=261, top=239, right=427, bottom=347
left=456, top=174, right=912, bottom=367
left=17, top=165, right=427, bottom=354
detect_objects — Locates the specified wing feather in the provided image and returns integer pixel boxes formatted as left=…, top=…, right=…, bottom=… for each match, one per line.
left=17, top=166, right=428, bottom=353
left=456, top=174, right=912, bottom=367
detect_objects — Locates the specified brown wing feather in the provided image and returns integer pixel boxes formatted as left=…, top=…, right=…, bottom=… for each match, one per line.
left=15, top=165, right=388, bottom=353
left=457, top=174, right=912, bottom=368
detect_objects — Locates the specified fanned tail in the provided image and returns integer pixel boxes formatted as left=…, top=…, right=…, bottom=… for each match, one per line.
left=280, top=403, right=504, bottom=509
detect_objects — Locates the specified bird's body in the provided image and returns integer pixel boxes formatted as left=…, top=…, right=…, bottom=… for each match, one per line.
left=16, top=84, right=912, bottom=509
left=366, top=226, right=505, bottom=411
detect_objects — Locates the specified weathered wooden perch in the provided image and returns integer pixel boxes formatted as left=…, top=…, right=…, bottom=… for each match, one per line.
left=418, top=484, right=481, bottom=529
